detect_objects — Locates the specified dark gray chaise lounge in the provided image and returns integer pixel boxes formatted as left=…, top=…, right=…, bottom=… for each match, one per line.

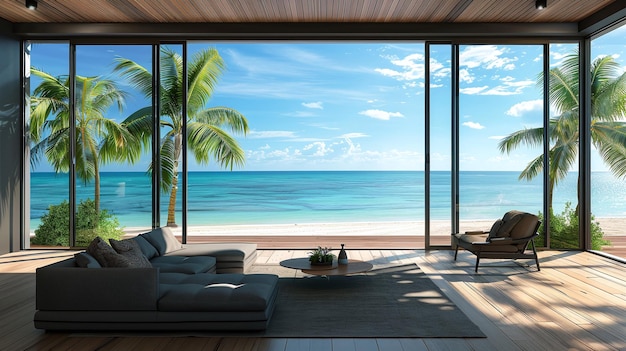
left=34, top=227, right=278, bottom=331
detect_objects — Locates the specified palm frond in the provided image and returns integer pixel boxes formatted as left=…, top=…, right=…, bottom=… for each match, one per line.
left=519, top=154, right=544, bottom=181
left=187, top=122, right=245, bottom=170
left=159, top=137, right=177, bottom=193
left=187, top=48, right=225, bottom=112
left=113, top=57, right=154, bottom=98
left=592, top=122, right=626, bottom=178
left=194, top=107, right=249, bottom=135
left=498, top=127, right=543, bottom=154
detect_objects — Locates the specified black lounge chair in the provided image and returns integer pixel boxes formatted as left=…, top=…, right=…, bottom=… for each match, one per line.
left=452, top=210, right=541, bottom=272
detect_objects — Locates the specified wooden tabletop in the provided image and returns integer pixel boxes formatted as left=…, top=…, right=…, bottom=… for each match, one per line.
left=280, top=257, right=373, bottom=276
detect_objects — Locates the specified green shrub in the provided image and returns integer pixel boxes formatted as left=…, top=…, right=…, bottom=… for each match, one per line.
left=536, top=202, right=610, bottom=250
left=32, top=199, right=124, bottom=247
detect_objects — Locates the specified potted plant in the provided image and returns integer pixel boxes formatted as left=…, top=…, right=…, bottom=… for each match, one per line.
left=308, top=246, right=335, bottom=266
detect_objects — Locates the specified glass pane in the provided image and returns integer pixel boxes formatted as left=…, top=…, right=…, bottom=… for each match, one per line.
left=429, top=44, right=453, bottom=245
left=158, top=44, right=183, bottom=234
left=28, top=42, right=71, bottom=247
left=546, top=43, right=580, bottom=249
left=74, top=45, right=153, bottom=246
left=185, top=42, right=425, bottom=248
left=591, top=26, right=626, bottom=257
left=458, top=45, right=544, bottom=234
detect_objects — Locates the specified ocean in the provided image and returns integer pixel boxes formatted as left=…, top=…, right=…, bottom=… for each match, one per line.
left=29, top=171, right=626, bottom=229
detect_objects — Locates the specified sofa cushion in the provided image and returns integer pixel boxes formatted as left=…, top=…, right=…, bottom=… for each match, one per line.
left=86, top=236, right=132, bottom=268
left=158, top=273, right=279, bottom=312
left=149, top=255, right=216, bottom=274
left=74, top=252, right=102, bottom=268
left=110, top=238, right=153, bottom=268
left=169, top=243, right=258, bottom=273
left=131, top=235, right=159, bottom=259
left=455, top=232, right=489, bottom=244
left=141, top=227, right=183, bottom=256
left=173, top=243, right=256, bottom=261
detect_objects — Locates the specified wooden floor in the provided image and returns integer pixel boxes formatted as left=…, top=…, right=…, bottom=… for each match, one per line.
left=184, top=234, right=626, bottom=258
left=2, top=248, right=626, bottom=351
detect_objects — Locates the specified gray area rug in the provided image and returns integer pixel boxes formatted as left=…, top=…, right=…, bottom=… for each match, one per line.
left=71, top=264, right=485, bottom=338
left=255, top=263, right=485, bottom=338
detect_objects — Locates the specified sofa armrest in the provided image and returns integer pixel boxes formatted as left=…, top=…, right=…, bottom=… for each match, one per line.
left=36, top=260, right=159, bottom=311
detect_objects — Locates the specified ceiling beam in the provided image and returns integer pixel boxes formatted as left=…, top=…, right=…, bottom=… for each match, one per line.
left=13, top=22, right=581, bottom=40
left=579, top=0, right=626, bottom=37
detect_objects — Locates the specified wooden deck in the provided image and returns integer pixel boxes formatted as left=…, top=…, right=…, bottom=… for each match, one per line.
left=183, top=234, right=626, bottom=259
left=1, top=247, right=626, bottom=351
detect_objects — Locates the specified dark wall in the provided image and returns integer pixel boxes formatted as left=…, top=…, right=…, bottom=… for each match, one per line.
left=0, top=19, right=22, bottom=253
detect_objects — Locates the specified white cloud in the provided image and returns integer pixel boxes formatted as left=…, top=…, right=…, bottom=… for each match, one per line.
left=285, top=111, right=316, bottom=117
left=459, top=69, right=474, bottom=83
left=506, top=99, right=543, bottom=117
left=504, top=63, right=516, bottom=70
left=245, top=139, right=422, bottom=170
left=307, top=123, right=340, bottom=131
left=249, top=130, right=297, bottom=139
left=460, top=45, right=519, bottom=72
left=501, top=76, right=515, bottom=82
left=302, top=101, right=323, bottom=109
left=303, top=142, right=333, bottom=157
left=359, top=109, right=404, bottom=120
left=460, top=86, right=488, bottom=95
left=340, top=132, right=369, bottom=139
left=489, top=135, right=504, bottom=140
left=470, top=79, right=535, bottom=96
left=463, top=121, right=485, bottom=130
left=375, top=53, right=425, bottom=81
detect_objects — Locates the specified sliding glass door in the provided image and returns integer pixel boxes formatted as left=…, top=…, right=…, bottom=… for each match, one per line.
left=457, top=44, right=545, bottom=234
left=27, top=42, right=71, bottom=247
left=27, top=43, right=154, bottom=247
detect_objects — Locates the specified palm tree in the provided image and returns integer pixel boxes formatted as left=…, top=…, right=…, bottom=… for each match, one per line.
left=114, top=47, right=249, bottom=227
left=499, top=51, right=626, bottom=212
left=29, top=69, right=139, bottom=213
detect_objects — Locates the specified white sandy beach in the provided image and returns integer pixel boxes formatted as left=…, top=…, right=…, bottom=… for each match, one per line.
left=122, top=217, right=626, bottom=237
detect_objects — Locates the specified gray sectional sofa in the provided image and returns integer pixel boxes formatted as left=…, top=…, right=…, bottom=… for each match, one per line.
left=34, top=227, right=278, bottom=331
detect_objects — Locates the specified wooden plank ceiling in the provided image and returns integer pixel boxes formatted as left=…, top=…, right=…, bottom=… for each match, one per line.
left=0, top=0, right=618, bottom=24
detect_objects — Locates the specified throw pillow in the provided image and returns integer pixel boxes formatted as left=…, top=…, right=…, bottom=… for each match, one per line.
left=110, top=238, right=153, bottom=268
left=496, top=213, right=524, bottom=238
left=86, top=236, right=132, bottom=268
left=131, top=235, right=159, bottom=259
left=487, top=219, right=503, bottom=241
left=74, top=252, right=102, bottom=268
left=141, top=227, right=183, bottom=256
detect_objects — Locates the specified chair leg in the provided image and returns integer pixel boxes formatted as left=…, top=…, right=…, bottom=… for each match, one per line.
left=531, top=240, right=540, bottom=271
left=474, top=256, right=480, bottom=273
left=454, top=246, right=459, bottom=261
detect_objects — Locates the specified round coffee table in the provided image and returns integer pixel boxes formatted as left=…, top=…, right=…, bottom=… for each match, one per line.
left=280, top=257, right=373, bottom=276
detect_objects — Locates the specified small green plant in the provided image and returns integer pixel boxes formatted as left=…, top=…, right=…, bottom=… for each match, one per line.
left=308, top=246, right=335, bottom=264
left=537, top=202, right=610, bottom=250
left=32, top=198, right=124, bottom=247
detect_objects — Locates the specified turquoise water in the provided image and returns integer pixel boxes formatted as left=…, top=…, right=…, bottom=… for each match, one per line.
left=29, top=171, right=626, bottom=228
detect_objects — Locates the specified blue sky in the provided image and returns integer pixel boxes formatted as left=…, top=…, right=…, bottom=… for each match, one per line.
left=29, top=25, right=626, bottom=173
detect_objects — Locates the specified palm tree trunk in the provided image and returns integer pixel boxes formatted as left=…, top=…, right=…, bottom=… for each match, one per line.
left=94, top=171, right=100, bottom=215
left=166, top=173, right=178, bottom=227
left=90, top=142, right=101, bottom=215
left=166, top=133, right=183, bottom=227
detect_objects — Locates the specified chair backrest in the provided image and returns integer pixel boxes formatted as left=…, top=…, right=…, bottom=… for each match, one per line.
left=490, top=210, right=540, bottom=240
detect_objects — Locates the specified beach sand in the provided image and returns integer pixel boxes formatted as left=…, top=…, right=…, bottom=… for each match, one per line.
left=123, top=217, right=626, bottom=237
